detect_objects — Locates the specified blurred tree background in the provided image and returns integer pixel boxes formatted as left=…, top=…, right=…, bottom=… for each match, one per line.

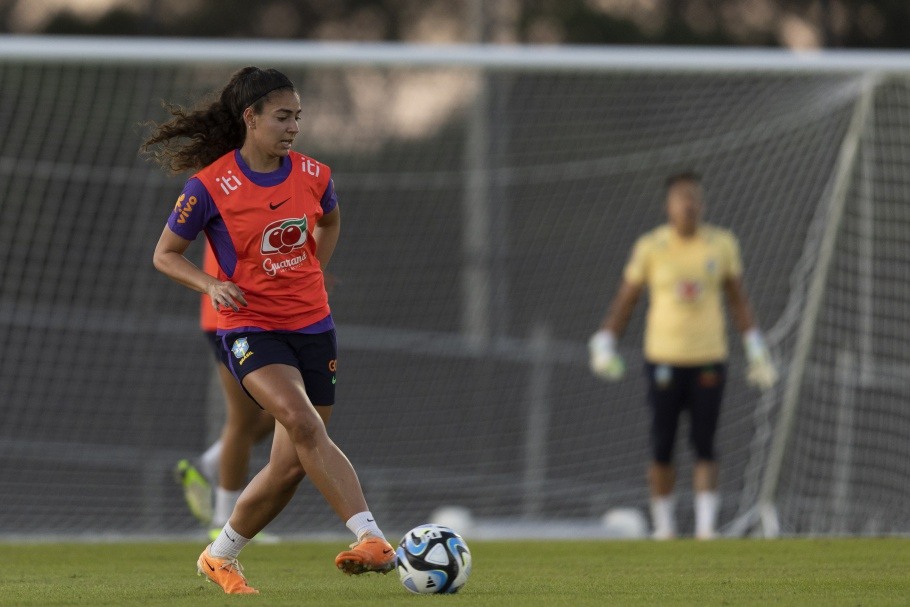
left=0, top=0, right=907, bottom=49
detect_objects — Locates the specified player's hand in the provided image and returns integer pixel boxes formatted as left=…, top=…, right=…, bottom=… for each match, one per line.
left=588, top=330, right=626, bottom=381
left=747, top=358, right=777, bottom=390
left=206, top=281, right=247, bottom=312
left=743, top=329, right=778, bottom=391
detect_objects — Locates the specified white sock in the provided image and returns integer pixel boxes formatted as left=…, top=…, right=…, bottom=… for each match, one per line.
left=199, top=439, right=222, bottom=482
left=650, top=494, right=677, bottom=539
left=695, top=491, right=720, bottom=538
left=345, top=511, right=384, bottom=541
left=213, top=487, right=243, bottom=528
left=209, top=522, right=251, bottom=560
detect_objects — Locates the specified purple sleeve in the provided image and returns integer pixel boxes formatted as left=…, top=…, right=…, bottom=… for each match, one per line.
left=320, top=178, right=338, bottom=215
left=167, top=177, right=217, bottom=241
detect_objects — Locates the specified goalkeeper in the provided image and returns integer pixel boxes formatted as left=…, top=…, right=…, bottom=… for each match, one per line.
left=588, top=171, right=777, bottom=540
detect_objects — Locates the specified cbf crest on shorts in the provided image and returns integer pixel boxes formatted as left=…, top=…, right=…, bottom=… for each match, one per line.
left=654, top=364, right=673, bottom=388
left=231, top=337, right=253, bottom=365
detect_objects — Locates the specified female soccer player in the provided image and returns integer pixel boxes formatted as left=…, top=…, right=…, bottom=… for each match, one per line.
left=144, top=66, right=395, bottom=594
left=588, top=171, right=777, bottom=540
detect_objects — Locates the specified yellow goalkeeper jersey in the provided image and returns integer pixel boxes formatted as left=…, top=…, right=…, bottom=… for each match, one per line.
left=624, top=224, right=742, bottom=365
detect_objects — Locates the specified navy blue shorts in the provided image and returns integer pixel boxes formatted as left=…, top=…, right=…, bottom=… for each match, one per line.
left=645, top=362, right=726, bottom=464
left=220, top=330, right=337, bottom=406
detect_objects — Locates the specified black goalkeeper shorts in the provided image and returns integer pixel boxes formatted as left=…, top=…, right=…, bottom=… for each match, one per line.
left=645, top=361, right=726, bottom=464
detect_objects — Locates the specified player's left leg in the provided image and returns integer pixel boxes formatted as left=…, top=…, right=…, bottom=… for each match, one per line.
left=689, top=363, right=726, bottom=539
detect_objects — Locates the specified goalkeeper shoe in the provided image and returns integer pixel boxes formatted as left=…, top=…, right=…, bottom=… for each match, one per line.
left=334, top=536, right=397, bottom=575
left=174, top=459, right=213, bottom=525
left=197, top=545, right=258, bottom=594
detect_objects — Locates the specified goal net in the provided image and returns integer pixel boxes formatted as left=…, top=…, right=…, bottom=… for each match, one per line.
left=1, top=38, right=908, bottom=539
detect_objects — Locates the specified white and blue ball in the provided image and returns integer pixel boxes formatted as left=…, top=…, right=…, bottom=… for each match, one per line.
left=396, top=524, right=472, bottom=594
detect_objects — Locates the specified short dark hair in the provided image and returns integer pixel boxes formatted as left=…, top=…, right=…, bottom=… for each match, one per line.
left=664, top=170, right=702, bottom=189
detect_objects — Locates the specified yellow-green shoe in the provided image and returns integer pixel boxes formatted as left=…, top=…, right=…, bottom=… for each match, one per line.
left=174, top=459, right=213, bottom=525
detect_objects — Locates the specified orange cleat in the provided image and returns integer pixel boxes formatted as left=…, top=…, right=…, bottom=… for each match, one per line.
left=334, top=536, right=397, bottom=575
left=196, top=545, right=259, bottom=594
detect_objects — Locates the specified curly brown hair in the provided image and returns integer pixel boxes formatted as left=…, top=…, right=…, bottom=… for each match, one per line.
left=141, top=66, right=295, bottom=174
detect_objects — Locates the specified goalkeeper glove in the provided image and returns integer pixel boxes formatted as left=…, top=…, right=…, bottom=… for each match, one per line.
left=588, top=330, right=626, bottom=381
left=743, top=328, right=778, bottom=391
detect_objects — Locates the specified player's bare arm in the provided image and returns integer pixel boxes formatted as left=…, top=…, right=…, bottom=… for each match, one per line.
left=314, top=205, right=340, bottom=268
left=153, top=225, right=247, bottom=311
left=601, top=280, right=644, bottom=336
left=722, top=275, right=755, bottom=333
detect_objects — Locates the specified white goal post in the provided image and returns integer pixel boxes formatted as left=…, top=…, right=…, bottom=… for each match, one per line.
left=1, top=36, right=909, bottom=539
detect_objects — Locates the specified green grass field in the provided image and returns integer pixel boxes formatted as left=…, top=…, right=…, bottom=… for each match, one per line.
left=3, top=538, right=908, bottom=606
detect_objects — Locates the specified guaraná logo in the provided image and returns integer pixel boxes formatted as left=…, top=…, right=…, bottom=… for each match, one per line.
left=261, top=217, right=308, bottom=255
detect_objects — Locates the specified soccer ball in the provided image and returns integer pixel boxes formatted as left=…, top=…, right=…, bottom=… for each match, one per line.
left=396, top=524, right=472, bottom=594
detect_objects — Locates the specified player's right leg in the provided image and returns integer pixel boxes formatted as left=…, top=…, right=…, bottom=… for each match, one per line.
left=210, top=363, right=276, bottom=539
left=198, top=424, right=306, bottom=594
left=646, top=363, right=684, bottom=540
left=648, top=462, right=677, bottom=540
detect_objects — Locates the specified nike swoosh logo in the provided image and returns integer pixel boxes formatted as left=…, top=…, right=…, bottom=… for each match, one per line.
left=225, top=532, right=236, bottom=543
left=383, top=549, right=393, bottom=555
left=269, top=197, right=290, bottom=210
left=203, top=558, right=216, bottom=572
left=366, top=518, right=374, bottom=522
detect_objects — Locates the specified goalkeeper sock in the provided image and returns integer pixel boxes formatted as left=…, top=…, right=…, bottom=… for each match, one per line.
left=650, top=495, right=676, bottom=539
left=695, top=491, right=719, bottom=539
left=346, top=511, right=384, bottom=541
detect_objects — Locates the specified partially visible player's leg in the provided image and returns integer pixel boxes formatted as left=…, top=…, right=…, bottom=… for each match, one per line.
left=175, top=335, right=225, bottom=526
left=693, top=460, right=719, bottom=539
left=646, top=363, right=684, bottom=540
left=648, top=463, right=677, bottom=540
left=174, top=458, right=213, bottom=525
